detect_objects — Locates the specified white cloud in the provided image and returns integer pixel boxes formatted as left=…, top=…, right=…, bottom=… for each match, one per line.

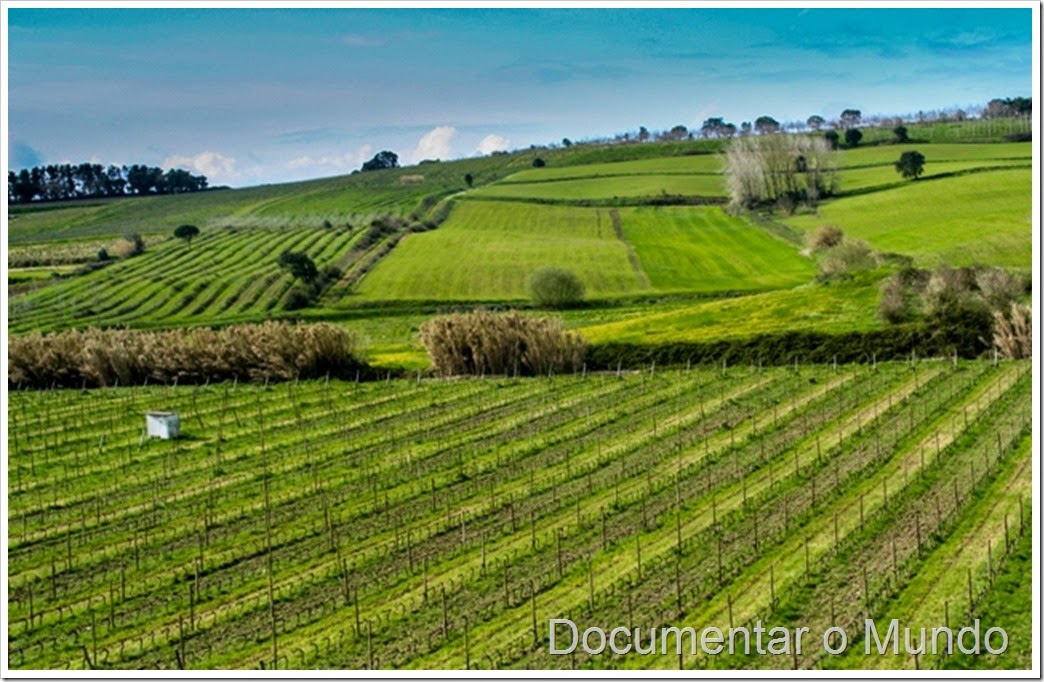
left=284, top=145, right=375, bottom=174
left=164, top=151, right=237, bottom=183
left=475, top=134, right=511, bottom=155
left=412, top=126, right=456, bottom=163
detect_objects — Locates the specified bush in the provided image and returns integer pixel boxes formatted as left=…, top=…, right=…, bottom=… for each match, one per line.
left=284, top=284, right=316, bottom=311
left=975, top=267, right=1023, bottom=311
left=8, top=322, right=363, bottom=388
left=809, top=225, right=844, bottom=250
left=419, top=310, right=587, bottom=376
left=528, top=266, right=585, bottom=309
left=532, top=158, right=546, bottom=168
left=817, top=239, right=875, bottom=278
left=877, top=274, right=910, bottom=324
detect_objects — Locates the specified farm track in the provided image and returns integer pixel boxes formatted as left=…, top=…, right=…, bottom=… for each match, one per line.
left=6, top=361, right=1032, bottom=670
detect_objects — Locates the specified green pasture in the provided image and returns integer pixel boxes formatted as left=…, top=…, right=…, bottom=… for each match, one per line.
left=619, top=206, right=815, bottom=292
left=354, top=201, right=646, bottom=301
left=467, top=173, right=726, bottom=201
left=785, top=169, right=1031, bottom=268
left=579, top=276, right=883, bottom=345
left=837, top=158, right=1030, bottom=195
left=502, top=154, right=724, bottom=183
left=840, top=141, right=1031, bottom=168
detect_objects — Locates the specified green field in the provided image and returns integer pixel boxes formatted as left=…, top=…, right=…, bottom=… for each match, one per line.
left=355, top=201, right=646, bottom=301
left=8, top=226, right=363, bottom=333
left=619, top=206, right=815, bottom=292
left=580, top=277, right=882, bottom=345
left=501, top=154, right=725, bottom=183
left=785, top=169, right=1031, bottom=268
left=468, top=174, right=726, bottom=201
left=7, top=360, right=1032, bottom=670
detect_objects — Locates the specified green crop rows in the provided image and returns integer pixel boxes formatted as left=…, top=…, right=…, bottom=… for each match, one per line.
left=7, top=360, right=1031, bottom=670
left=8, top=226, right=362, bottom=333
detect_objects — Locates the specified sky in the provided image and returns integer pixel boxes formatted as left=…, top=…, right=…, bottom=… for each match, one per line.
left=4, top=4, right=1035, bottom=188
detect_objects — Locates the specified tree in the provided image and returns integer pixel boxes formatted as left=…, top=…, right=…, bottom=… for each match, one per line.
left=562, top=138, right=572, bottom=147
left=824, top=130, right=840, bottom=150
left=361, top=150, right=399, bottom=172
left=464, top=173, right=474, bottom=188
left=893, top=125, right=909, bottom=143
left=806, top=115, right=825, bottom=131
left=894, top=150, right=926, bottom=180
left=840, top=108, right=862, bottom=128
left=532, top=158, right=546, bottom=168
left=724, top=134, right=839, bottom=212
left=528, top=267, right=585, bottom=308
left=754, top=116, right=781, bottom=135
left=668, top=124, right=688, bottom=140
left=277, top=251, right=318, bottom=284
left=844, top=128, right=863, bottom=147
left=637, top=126, right=650, bottom=142
left=173, top=224, right=200, bottom=246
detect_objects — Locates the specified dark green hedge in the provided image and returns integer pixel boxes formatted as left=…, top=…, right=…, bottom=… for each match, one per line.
left=586, top=322, right=992, bottom=369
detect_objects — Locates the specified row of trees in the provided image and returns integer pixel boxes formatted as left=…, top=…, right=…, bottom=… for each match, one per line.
left=7, top=163, right=209, bottom=203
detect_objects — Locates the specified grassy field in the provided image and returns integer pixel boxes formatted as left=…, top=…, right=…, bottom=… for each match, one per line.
left=6, top=360, right=1032, bottom=670
left=501, top=154, right=725, bottom=183
left=580, top=276, right=882, bottom=345
left=354, top=201, right=646, bottom=301
left=619, top=206, right=815, bottom=293
left=467, top=174, right=726, bottom=201
left=784, top=169, right=1031, bottom=268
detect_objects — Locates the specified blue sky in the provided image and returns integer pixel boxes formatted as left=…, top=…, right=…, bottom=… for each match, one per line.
left=5, top=5, right=1034, bottom=187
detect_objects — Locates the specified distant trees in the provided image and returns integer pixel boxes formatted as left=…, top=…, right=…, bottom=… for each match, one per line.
left=7, top=163, right=207, bottom=204
left=562, top=138, right=572, bottom=147
left=361, top=151, right=399, bottom=172
left=844, top=128, right=863, bottom=147
left=464, top=173, right=474, bottom=188
left=173, top=224, right=200, bottom=246
left=894, top=150, right=926, bottom=180
left=840, top=109, right=862, bottom=128
left=754, top=116, right=781, bottom=135
left=983, top=96, right=1032, bottom=118
left=893, top=125, right=909, bottom=143
left=700, top=117, right=737, bottom=139
left=724, top=134, right=839, bottom=213
left=806, top=115, right=826, bottom=131
left=528, top=267, right=585, bottom=309
left=532, top=158, right=546, bottom=168
left=824, top=131, right=840, bottom=150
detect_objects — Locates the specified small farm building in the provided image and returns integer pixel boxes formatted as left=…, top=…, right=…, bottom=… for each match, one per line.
left=146, top=411, right=181, bottom=440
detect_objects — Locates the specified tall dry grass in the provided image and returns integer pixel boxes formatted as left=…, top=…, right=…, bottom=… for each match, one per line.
left=992, top=302, right=1032, bottom=359
left=420, top=310, right=587, bottom=377
left=8, top=321, right=361, bottom=388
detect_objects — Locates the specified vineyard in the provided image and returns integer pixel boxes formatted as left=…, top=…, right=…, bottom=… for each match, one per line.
left=8, top=225, right=365, bottom=334
left=7, top=359, right=1032, bottom=670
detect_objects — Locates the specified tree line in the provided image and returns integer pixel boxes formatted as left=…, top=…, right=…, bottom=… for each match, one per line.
left=7, top=163, right=210, bottom=204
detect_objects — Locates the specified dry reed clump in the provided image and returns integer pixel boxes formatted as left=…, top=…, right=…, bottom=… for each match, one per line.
left=419, top=310, right=587, bottom=377
left=992, top=302, right=1032, bottom=359
left=8, top=321, right=361, bottom=388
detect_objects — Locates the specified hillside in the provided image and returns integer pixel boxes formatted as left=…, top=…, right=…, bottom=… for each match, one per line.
left=6, top=128, right=1033, bottom=368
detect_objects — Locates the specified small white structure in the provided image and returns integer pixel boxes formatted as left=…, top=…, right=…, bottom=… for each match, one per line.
left=146, top=411, right=181, bottom=440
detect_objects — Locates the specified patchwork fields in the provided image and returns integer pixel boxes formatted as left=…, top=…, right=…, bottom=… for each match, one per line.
left=7, top=360, right=1032, bottom=670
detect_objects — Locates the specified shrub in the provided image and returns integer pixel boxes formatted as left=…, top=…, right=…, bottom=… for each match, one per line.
left=532, top=158, right=546, bottom=168
left=96, top=247, right=109, bottom=261
left=877, top=274, right=910, bottom=324
left=283, top=284, right=316, bottom=311
left=975, top=267, right=1023, bottom=311
left=111, top=233, right=146, bottom=258
left=817, top=239, right=875, bottom=278
left=419, top=310, right=587, bottom=376
left=8, top=322, right=362, bottom=388
left=809, top=225, right=844, bottom=250
left=528, top=266, right=585, bottom=309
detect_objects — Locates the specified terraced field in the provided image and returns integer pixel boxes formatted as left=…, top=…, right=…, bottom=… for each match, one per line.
left=7, top=360, right=1032, bottom=670
left=8, top=226, right=363, bottom=333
